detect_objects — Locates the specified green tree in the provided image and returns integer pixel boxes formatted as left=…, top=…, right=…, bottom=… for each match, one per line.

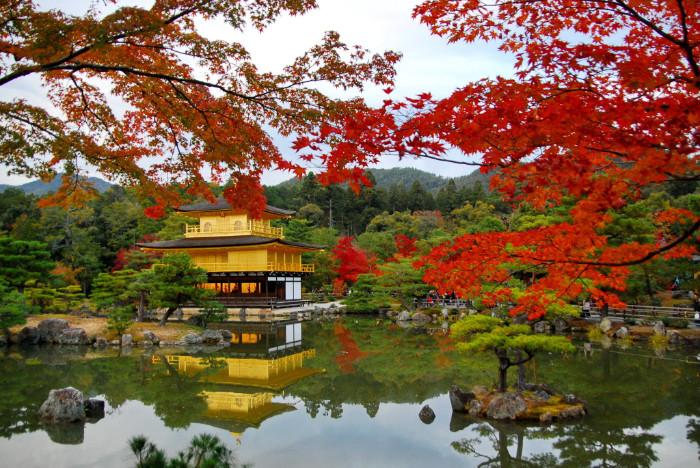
left=452, top=315, right=574, bottom=392
left=143, top=253, right=212, bottom=326
left=375, top=259, right=430, bottom=310
left=0, top=237, right=55, bottom=291
left=342, top=274, right=391, bottom=314
left=0, top=281, right=29, bottom=339
left=157, top=213, right=198, bottom=241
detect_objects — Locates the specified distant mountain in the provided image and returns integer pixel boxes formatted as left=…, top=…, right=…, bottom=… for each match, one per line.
left=0, top=174, right=114, bottom=195
left=369, top=167, right=492, bottom=193
left=272, top=167, right=492, bottom=193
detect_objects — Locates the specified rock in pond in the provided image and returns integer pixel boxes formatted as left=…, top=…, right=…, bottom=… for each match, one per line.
left=121, top=334, right=133, bottom=347
left=39, top=387, right=85, bottom=423
left=449, top=385, right=476, bottom=413
left=56, top=328, right=89, bottom=345
left=219, top=329, right=232, bottom=341
left=533, top=321, right=552, bottom=334
left=142, top=331, right=160, bottom=345
left=553, top=318, right=570, bottom=333
left=419, top=405, right=436, bottom=424
left=653, top=320, right=666, bottom=336
left=468, top=400, right=483, bottom=417
left=182, top=333, right=203, bottom=345
left=38, top=318, right=69, bottom=343
left=94, top=336, right=108, bottom=348
left=486, top=392, right=527, bottom=420
left=18, top=326, right=40, bottom=345
left=412, top=312, right=431, bottom=323
left=84, top=398, right=105, bottom=420
left=599, top=317, right=613, bottom=333
left=201, top=329, right=224, bottom=344
left=397, top=311, right=411, bottom=321
left=667, top=330, right=682, bottom=345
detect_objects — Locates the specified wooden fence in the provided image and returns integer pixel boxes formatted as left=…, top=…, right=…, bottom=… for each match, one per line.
left=584, top=304, right=696, bottom=320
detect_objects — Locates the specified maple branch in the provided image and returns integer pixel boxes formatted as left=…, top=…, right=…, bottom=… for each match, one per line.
left=0, top=3, right=205, bottom=87
left=385, top=151, right=488, bottom=166
left=613, top=0, right=700, bottom=81
left=519, top=218, right=700, bottom=268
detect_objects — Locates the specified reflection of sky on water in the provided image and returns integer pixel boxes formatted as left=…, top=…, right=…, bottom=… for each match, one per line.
left=1, top=395, right=699, bottom=467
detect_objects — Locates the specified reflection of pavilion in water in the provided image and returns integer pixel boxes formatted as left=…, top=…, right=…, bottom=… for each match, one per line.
left=152, top=320, right=320, bottom=435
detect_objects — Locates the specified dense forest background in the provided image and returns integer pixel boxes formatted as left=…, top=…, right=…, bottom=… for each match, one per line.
left=1, top=167, right=698, bottom=306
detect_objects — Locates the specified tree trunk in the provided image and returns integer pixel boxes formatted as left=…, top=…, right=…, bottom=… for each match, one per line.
left=496, top=349, right=510, bottom=392
left=137, top=292, right=146, bottom=322
left=515, top=350, right=527, bottom=391
left=158, top=306, right=177, bottom=326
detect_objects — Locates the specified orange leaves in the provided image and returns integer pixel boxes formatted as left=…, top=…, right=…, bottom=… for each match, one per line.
left=1, top=0, right=400, bottom=218
left=144, top=204, right=166, bottom=219
left=332, top=236, right=375, bottom=287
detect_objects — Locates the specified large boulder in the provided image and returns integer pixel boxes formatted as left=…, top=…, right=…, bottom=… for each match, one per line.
left=553, top=318, right=570, bottom=333
left=121, top=334, right=133, bottom=347
left=599, top=317, right=613, bottom=333
left=201, top=329, right=224, bottom=344
left=449, top=385, right=476, bottom=413
left=38, top=318, right=70, bottom=343
left=84, top=398, right=105, bottom=420
left=667, top=330, right=682, bottom=345
left=486, top=392, right=527, bottom=420
left=182, top=333, right=203, bottom=345
left=418, top=405, right=436, bottom=424
left=93, top=337, right=108, bottom=348
left=533, top=321, right=552, bottom=334
left=18, top=326, right=40, bottom=345
left=219, top=329, right=232, bottom=342
left=397, top=311, right=411, bottom=322
left=142, top=331, right=160, bottom=346
left=56, top=328, right=89, bottom=345
left=653, top=321, right=666, bottom=336
left=412, top=312, right=431, bottom=324
left=38, top=387, right=85, bottom=423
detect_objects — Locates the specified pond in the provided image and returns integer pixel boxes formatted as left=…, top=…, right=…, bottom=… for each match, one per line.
left=0, top=317, right=698, bottom=467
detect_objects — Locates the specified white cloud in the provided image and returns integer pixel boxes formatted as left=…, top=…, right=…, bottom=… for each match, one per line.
left=0, top=0, right=514, bottom=186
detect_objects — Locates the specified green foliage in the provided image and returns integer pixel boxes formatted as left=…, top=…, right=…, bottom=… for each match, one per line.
left=145, top=253, right=212, bottom=311
left=107, top=306, right=134, bottom=338
left=660, top=317, right=689, bottom=329
left=342, top=274, right=391, bottom=314
left=53, top=285, right=85, bottom=313
left=192, top=302, right=228, bottom=328
left=157, top=213, right=198, bottom=241
left=0, top=281, right=29, bottom=333
left=92, top=269, right=141, bottom=311
left=375, top=259, right=430, bottom=310
left=356, top=231, right=396, bottom=261
left=0, top=237, right=55, bottom=290
left=129, top=433, right=235, bottom=468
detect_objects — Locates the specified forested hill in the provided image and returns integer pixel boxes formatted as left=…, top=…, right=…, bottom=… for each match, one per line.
left=273, top=167, right=492, bottom=194
left=0, top=174, right=113, bottom=195
left=370, top=168, right=491, bottom=193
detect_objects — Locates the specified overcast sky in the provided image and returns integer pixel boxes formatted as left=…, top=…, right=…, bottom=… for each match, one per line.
left=0, top=0, right=514, bottom=187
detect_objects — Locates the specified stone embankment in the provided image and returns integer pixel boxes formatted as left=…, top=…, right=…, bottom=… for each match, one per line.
left=4, top=318, right=239, bottom=348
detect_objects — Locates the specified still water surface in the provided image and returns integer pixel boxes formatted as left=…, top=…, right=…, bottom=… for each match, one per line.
left=0, top=318, right=698, bottom=467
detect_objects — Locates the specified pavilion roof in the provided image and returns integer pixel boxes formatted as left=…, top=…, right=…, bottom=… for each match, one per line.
left=175, top=198, right=295, bottom=216
left=136, top=235, right=323, bottom=250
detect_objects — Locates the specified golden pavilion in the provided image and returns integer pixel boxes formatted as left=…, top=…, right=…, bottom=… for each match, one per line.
left=138, top=198, right=322, bottom=308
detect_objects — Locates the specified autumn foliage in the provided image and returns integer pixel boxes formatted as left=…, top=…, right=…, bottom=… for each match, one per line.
left=300, top=1, right=700, bottom=318
left=0, top=0, right=399, bottom=214
left=332, top=236, right=375, bottom=291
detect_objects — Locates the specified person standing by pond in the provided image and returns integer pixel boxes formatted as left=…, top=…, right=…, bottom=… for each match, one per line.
left=582, top=300, right=592, bottom=318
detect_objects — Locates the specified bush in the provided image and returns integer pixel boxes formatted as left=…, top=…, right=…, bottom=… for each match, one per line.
left=191, top=302, right=228, bottom=327
left=661, top=317, right=689, bottom=329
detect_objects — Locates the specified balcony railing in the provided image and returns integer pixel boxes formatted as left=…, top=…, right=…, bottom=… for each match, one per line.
left=193, top=261, right=314, bottom=273
left=185, top=220, right=283, bottom=239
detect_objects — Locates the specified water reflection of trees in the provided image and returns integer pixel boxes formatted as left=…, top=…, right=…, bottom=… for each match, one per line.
left=450, top=417, right=663, bottom=468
